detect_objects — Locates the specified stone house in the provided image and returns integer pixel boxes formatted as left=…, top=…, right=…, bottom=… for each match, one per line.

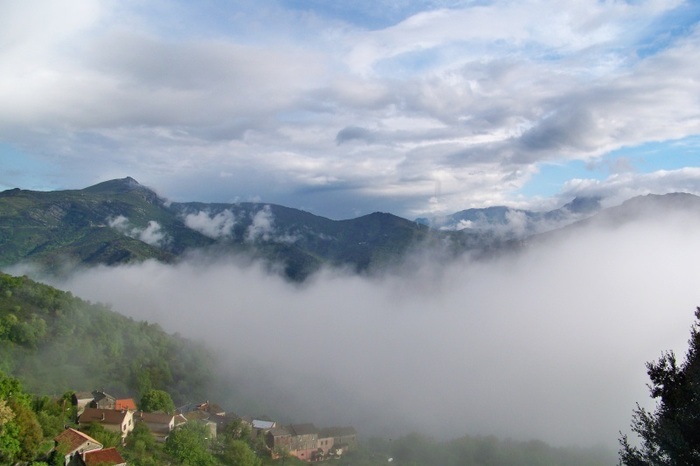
left=136, top=411, right=175, bottom=442
left=71, top=392, right=94, bottom=416
left=89, top=390, right=117, bottom=410
left=78, top=407, right=134, bottom=440
left=53, top=428, right=103, bottom=466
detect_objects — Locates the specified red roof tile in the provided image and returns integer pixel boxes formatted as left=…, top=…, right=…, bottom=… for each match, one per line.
left=54, top=428, right=102, bottom=454
left=115, top=398, right=137, bottom=411
left=83, top=447, right=126, bottom=465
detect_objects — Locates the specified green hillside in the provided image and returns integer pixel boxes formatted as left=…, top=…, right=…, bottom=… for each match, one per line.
left=0, top=271, right=215, bottom=403
left=0, top=178, right=213, bottom=272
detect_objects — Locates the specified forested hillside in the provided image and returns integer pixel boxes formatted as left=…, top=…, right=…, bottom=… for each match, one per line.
left=0, top=272, right=215, bottom=403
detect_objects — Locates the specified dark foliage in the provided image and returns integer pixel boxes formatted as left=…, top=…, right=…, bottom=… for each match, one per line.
left=619, top=307, right=700, bottom=465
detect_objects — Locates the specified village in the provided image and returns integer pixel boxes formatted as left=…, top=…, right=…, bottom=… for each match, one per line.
left=54, top=389, right=357, bottom=466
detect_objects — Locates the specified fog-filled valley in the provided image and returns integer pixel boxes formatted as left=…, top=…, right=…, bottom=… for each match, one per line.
left=30, top=204, right=699, bottom=452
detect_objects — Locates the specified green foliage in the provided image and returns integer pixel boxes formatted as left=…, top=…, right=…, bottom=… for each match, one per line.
left=80, top=422, right=122, bottom=448
left=8, top=399, right=43, bottom=460
left=619, top=307, right=700, bottom=465
left=0, top=371, right=41, bottom=463
left=123, top=422, right=162, bottom=465
left=0, top=272, right=217, bottom=404
left=140, top=389, right=175, bottom=414
left=0, top=420, right=21, bottom=464
left=218, top=439, right=262, bottom=466
left=48, top=440, right=70, bottom=466
left=220, top=417, right=252, bottom=441
left=165, top=422, right=217, bottom=466
left=33, top=395, right=71, bottom=438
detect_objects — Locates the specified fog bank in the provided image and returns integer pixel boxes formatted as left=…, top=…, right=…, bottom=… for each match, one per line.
left=53, top=212, right=700, bottom=447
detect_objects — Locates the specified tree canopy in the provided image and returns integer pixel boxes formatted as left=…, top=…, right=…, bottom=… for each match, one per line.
left=619, top=307, right=700, bottom=465
left=140, top=389, right=175, bottom=414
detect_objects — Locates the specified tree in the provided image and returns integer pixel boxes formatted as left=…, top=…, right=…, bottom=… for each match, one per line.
left=218, top=439, right=262, bottom=466
left=164, top=422, right=216, bottom=465
left=619, top=307, right=700, bottom=465
left=140, top=389, right=175, bottom=414
left=8, top=399, right=42, bottom=460
left=123, top=422, right=164, bottom=466
left=0, top=371, right=40, bottom=462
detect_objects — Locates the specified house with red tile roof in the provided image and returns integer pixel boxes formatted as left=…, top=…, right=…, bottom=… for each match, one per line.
left=82, top=447, right=127, bottom=466
left=53, top=428, right=103, bottom=466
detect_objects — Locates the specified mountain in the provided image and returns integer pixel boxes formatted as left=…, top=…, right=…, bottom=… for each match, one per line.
left=415, top=196, right=602, bottom=236
left=543, top=192, right=700, bottom=233
left=2, top=177, right=696, bottom=281
left=0, top=177, right=214, bottom=271
left=0, top=178, right=498, bottom=280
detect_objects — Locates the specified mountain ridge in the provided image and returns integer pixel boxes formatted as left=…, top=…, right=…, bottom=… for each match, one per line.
left=1, top=177, right=697, bottom=280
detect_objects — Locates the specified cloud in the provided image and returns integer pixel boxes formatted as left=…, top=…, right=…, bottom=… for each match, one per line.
left=559, top=167, right=700, bottom=208
left=1, top=0, right=699, bottom=219
left=108, top=215, right=169, bottom=247
left=52, top=207, right=700, bottom=448
left=335, top=126, right=375, bottom=145
left=184, top=210, right=236, bottom=239
left=246, top=206, right=275, bottom=242
left=138, top=221, right=167, bottom=246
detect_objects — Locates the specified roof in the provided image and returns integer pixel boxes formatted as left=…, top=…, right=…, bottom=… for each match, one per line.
left=268, top=426, right=292, bottom=437
left=54, top=428, right=103, bottom=453
left=72, top=391, right=94, bottom=401
left=115, top=398, right=137, bottom=411
left=184, top=410, right=210, bottom=422
left=319, top=426, right=357, bottom=438
left=92, top=390, right=115, bottom=402
left=252, top=419, right=276, bottom=430
left=196, top=401, right=225, bottom=415
left=79, top=408, right=128, bottom=425
left=290, top=423, right=318, bottom=436
left=83, top=447, right=126, bottom=466
left=137, top=411, right=174, bottom=425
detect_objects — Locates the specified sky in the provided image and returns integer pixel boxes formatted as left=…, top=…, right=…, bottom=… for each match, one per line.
left=1, top=0, right=700, bottom=220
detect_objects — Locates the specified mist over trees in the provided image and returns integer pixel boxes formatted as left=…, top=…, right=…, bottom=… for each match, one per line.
left=0, top=272, right=218, bottom=403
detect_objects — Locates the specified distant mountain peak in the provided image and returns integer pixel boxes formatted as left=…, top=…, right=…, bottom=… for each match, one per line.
left=82, top=177, right=162, bottom=204
left=84, top=176, right=142, bottom=191
left=562, top=196, right=601, bottom=214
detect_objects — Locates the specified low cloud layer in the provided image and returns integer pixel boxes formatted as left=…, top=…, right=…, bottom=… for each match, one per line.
left=49, top=209, right=700, bottom=448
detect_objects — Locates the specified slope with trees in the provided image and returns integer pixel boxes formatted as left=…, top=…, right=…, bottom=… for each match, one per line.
left=0, top=271, right=217, bottom=403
